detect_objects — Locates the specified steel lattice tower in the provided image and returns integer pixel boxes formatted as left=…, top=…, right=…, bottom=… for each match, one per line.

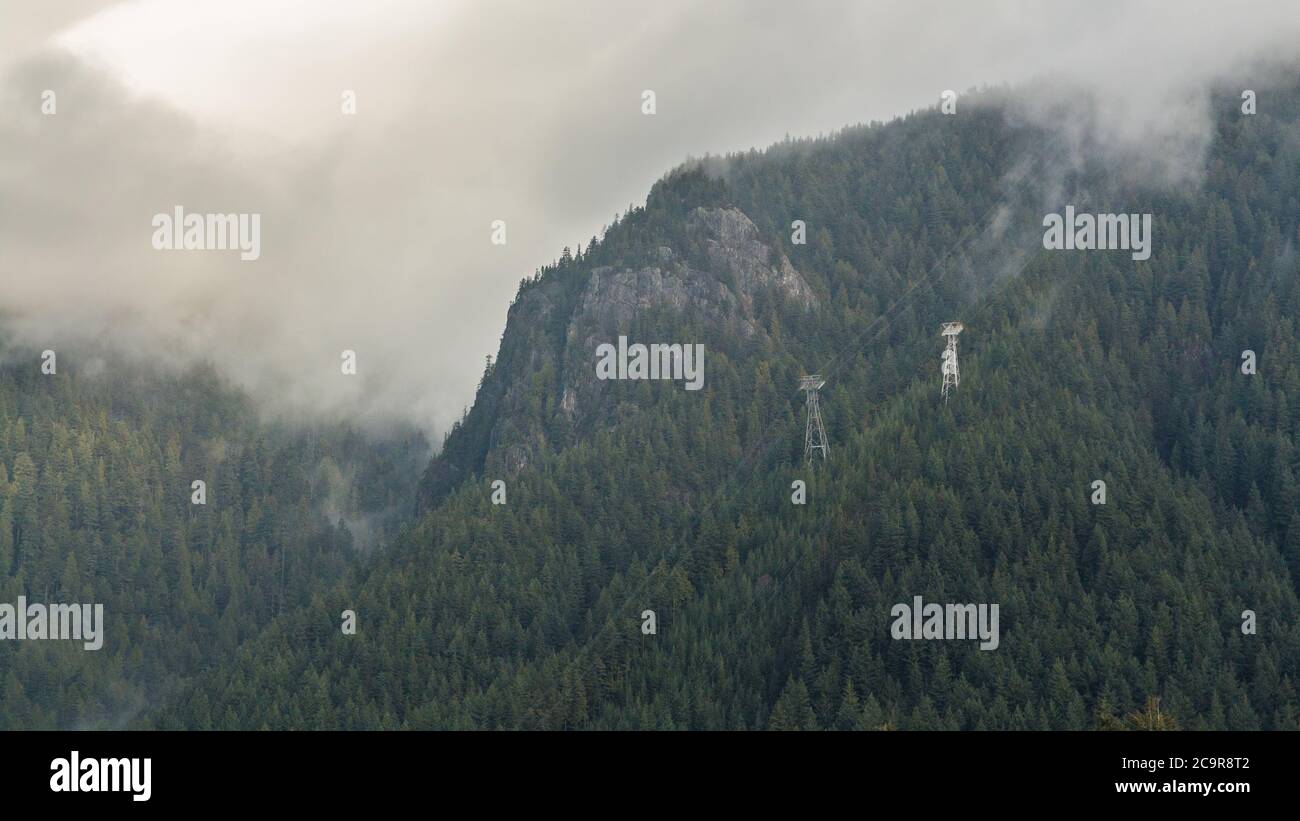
left=800, top=375, right=828, bottom=464
left=940, top=322, right=963, bottom=402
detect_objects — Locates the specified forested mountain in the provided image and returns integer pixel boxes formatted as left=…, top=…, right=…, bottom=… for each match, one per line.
left=0, top=350, right=426, bottom=728
left=158, top=76, right=1300, bottom=730
left=7, top=73, right=1300, bottom=730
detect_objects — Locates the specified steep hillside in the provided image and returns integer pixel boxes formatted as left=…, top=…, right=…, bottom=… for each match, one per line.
left=0, top=349, right=426, bottom=728
left=419, top=200, right=816, bottom=506
left=156, top=76, right=1300, bottom=729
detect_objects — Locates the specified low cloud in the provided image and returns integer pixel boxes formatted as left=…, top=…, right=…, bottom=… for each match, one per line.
left=2, top=1, right=1297, bottom=439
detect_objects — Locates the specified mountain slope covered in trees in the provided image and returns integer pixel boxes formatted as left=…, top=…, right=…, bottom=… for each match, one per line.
left=0, top=350, right=426, bottom=729
left=39, top=76, right=1300, bottom=729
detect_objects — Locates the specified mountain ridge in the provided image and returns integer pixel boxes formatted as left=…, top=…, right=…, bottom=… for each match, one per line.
left=146, top=76, right=1300, bottom=729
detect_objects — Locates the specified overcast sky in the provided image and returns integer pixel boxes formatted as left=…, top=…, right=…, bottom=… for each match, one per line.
left=2, top=0, right=1297, bottom=439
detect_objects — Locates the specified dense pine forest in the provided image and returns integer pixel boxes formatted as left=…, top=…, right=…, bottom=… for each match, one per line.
left=5, top=74, right=1300, bottom=730
left=0, top=351, right=426, bottom=728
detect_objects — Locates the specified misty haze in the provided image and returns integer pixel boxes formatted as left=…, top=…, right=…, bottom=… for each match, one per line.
left=2, top=0, right=1300, bottom=802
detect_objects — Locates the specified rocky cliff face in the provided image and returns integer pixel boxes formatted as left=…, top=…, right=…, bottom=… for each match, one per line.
left=417, top=203, right=815, bottom=509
